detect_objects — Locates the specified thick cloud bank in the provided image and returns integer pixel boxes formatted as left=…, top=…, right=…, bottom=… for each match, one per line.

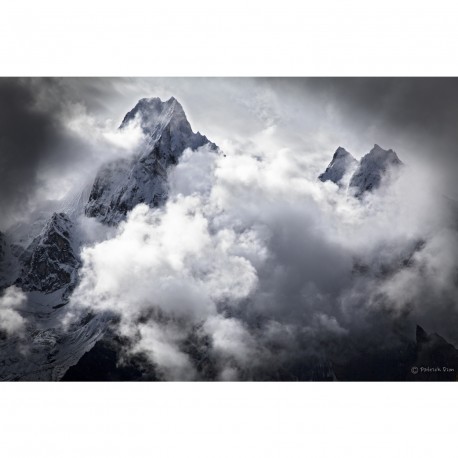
left=69, top=136, right=458, bottom=380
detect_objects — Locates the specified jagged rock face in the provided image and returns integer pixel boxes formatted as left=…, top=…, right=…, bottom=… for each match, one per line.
left=0, top=310, right=111, bottom=381
left=349, top=144, right=403, bottom=197
left=85, top=97, right=215, bottom=225
left=16, top=212, right=79, bottom=294
left=319, top=146, right=358, bottom=185
left=409, top=325, right=458, bottom=381
left=121, top=97, right=213, bottom=155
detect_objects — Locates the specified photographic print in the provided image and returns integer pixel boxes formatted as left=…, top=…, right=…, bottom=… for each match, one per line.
left=0, top=77, right=457, bottom=381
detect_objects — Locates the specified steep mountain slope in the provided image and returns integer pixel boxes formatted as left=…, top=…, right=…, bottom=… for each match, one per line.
left=16, top=212, right=79, bottom=295
left=319, top=146, right=358, bottom=185
left=0, top=212, right=100, bottom=381
left=0, top=305, right=111, bottom=381
left=85, top=97, right=216, bottom=225
left=0, top=96, right=218, bottom=381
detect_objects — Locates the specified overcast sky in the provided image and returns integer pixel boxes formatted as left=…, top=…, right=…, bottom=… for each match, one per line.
left=60, top=77, right=458, bottom=176
left=1, top=77, right=458, bottom=230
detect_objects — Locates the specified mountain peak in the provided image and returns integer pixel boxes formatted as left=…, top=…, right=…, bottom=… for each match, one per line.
left=349, top=145, right=403, bottom=197
left=334, top=146, right=350, bottom=157
left=86, top=96, right=216, bottom=226
left=120, top=96, right=188, bottom=133
left=416, top=325, right=429, bottom=344
left=319, top=146, right=358, bottom=185
left=369, top=144, right=402, bottom=163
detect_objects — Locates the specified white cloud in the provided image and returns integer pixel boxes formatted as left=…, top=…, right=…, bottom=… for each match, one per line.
left=202, top=315, right=262, bottom=380
left=127, top=320, right=197, bottom=381
left=65, top=90, right=458, bottom=380
left=0, top=286, right=27, bottom=337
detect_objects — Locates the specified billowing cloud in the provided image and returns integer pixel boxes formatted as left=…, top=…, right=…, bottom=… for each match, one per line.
left=68, top=131, right=458, bottom=379
left=0, top=286, right=27, bottom=337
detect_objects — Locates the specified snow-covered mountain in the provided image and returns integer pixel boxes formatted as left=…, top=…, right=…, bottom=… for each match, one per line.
left=0, top=96, right=216, bottom=380
left=319, top=144, right=404, bottom=197
left=349, top=144, right=403, bottom=197
left=85, top=97, right=216, bottom=225
left=319, top=146, right=358, bottom=185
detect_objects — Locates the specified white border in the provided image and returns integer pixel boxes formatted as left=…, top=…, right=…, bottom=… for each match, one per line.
left=1, top=0, right=457, bottom=76
left=0, top=383, right=456, bottom=457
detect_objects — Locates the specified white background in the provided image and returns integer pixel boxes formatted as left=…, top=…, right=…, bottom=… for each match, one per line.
left=1, top=1, right=457, bottom=457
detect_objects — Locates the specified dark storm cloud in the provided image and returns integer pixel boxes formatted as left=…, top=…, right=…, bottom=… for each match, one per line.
left=0, top=78, right=59, bottom=227
left=0, top=78, right=145, bottom=230
left=0, top=78, right=98, bottom=229
left=302, top=78, right=458, bottom=149
left=267, top=77, right=458, bottom=138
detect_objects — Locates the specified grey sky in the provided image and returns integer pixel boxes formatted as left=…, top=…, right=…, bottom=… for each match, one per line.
left=1, top=77, right=457, bottom=230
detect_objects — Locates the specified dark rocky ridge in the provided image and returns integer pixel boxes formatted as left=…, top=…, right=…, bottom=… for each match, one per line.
left=349, top=144, right=403, bottom=197
left=319, top=146, right=358, bottom=185
left=16, top=212, right=79, bottom=294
